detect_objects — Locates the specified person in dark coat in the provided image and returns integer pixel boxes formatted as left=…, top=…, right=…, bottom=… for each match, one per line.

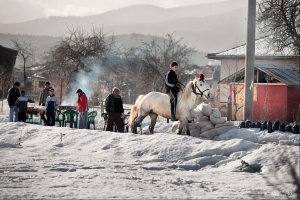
left=39, top=82, right=51, bottom=125
left=45, top=88, right=58, bottom=126
left=15, top=91, right=35, bottom=122
left=165, top=61, right=180, bottom=121
left=7, top=82, right=21, bottom=122
left=105, top=87, right=124, bottom=132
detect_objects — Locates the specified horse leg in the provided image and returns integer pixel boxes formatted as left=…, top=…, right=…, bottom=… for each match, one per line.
left=185, top=121, right=190, bottom=136
left=175, top=121, right=183, bottom=135
left=148, top=112, right=158, bottom=134
left=132, top=114, right=147, bottom=134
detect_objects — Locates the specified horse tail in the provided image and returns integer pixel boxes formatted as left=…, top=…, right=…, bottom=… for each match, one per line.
left=128, top=95, right=144, bottom=126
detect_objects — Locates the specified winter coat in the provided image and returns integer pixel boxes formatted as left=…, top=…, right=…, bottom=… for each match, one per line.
left=39, top=88, right=50, bottom=106
left=105, top=94, right=124, bottom=114
left=165, top=70, right=179, bottom=93
left=77, top=92, right=89, bottom=112
left=7, top=86, right=20, bottom=107
left=45, top=95, right=58, bottom=113
left=15, top=94, right=35, bottom=113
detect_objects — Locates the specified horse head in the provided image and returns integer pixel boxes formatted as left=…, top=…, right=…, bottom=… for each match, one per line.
left=191, top=78, right=211, bottom=99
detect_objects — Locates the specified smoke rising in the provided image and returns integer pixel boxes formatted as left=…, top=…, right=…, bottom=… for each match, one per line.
left=61, top=60, right=105, bottom=106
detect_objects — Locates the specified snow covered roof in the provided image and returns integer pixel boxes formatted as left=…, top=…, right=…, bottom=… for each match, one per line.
left=207, top=36, right=297, bottom=59
left=219, top=64, right=300, bottom=86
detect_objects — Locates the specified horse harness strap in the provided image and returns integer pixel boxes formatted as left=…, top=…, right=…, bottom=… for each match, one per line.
left=191, top=83, right=209, bottom=97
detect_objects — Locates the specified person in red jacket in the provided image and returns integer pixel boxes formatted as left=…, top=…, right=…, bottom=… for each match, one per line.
left=76, top=89, right=89, bottom=129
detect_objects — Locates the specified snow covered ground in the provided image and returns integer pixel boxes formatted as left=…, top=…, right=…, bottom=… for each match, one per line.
left=0, top=101, right=299, bottom=199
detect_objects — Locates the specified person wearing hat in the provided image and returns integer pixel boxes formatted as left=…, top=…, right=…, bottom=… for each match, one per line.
left=15, top=91, right=35, bottom=122
left=39, top=82, right=51, bottom=125
left=45, top=88, right=58, bottom=126
left=165, top=61, right=181, bottom=121
left=7, top=81, right=21, bottom=122
left=76, top=89, right=89, bottom=129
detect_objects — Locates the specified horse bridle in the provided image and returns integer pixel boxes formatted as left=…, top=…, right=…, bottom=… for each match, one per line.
left=191, top=80, right=209, bottom=97
left=177, top=80, right=209, bottom=97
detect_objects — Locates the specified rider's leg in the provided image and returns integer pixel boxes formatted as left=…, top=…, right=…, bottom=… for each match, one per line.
left=169, top=90, right=178, bottom=121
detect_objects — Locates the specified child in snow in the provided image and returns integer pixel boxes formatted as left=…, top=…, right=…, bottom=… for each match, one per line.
left=15, top=90, right=35, bottom=122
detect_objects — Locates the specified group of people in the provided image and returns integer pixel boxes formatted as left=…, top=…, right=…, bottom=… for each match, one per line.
left=7, top=81, right=58, bottom=126
left=7, top=81, right=89, bottom=129
left=6, top=61, right=181, bottom=131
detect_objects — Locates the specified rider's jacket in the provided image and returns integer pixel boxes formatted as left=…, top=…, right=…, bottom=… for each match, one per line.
left=165, top=70, right=179, bottom=93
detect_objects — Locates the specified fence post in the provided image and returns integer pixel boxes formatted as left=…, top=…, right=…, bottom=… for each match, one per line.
left=227, top=96, right=231, bottom=121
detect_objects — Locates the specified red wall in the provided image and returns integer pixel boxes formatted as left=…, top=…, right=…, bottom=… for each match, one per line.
left=287, top=87, right=300, bottom=122
left=229, top=84, right=300, bottom=123
left=253, top=84, right=288, bottom=123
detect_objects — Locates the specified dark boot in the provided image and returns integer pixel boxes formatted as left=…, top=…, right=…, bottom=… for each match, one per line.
left=171, top=114, right=178, bottom=121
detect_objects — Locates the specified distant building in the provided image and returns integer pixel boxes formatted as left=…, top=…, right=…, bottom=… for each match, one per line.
left=207, top=36, right=300, bottom=119
left=219, top=64, right=300, bottom=122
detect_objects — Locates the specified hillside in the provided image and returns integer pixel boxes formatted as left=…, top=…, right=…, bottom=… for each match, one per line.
left=0, top=33, right=209, bottom=65
left=0, top=0, right=250, bottom=52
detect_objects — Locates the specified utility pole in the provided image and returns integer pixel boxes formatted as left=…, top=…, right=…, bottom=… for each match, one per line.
left=243, top=0, right=256, bottom=120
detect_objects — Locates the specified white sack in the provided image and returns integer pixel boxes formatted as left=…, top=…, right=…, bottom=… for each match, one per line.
left=190, top=109, right=204, bottom=121
left=194, top=120, right=214, bottom=129
left=199, top=129, right=218, bottom=139
left=215, top=121, right=235, bottom=128
left=188, top=123, right=197, bottom=130
left=210, top=116, right=226, bottom=124
left=201, top=125, right=214, bottom=133
left=214, top=126, right=238, bottom=136
left=189, top=128, right=201, bottom=137
left=196, top=103, right=212, bottom=116
left=211, top=108, right=222, bottom=118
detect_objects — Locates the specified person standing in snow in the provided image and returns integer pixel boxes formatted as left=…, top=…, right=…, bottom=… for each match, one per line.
left=15, top=90, right=35, bottom=122
left=45, top=88, right=58, bottom=126
left=105, top=87, right=124, bottom=132
left=39, top=82, right=51, bottom=125
left=76, top=89, right=89, bottom=129
left=7, top=81, right=21, bottom=122
left=165, top=61, right=180, bottom=121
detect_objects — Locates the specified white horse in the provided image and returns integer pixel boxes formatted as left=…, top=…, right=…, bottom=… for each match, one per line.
left=128, top=78, right=211, bottom=135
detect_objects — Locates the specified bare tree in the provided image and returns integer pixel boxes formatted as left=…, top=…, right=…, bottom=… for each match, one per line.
left=11, top=39, right=36, bottom=83
left=138, top=33, right=196, bottom=92
left=54, top=25, right=115, bottom=73
left=45, top=25, right=117, bottom=95
left=257, top=0, right=300, bottom=56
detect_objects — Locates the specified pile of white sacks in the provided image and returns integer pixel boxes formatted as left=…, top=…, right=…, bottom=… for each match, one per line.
left=172, top=103, right=238, bottom=139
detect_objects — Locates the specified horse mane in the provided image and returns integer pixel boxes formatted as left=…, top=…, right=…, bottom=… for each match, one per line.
left=181, top=79, right=195, bottom=101
left=127, top=95, right=144, bottom=126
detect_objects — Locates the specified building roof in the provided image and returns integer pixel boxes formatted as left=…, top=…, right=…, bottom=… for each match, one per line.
left=219, top=64, right=300, bottom=86
left=207, top=36, right=298, bottom=59
left=0, top=45, right=18, bottom=57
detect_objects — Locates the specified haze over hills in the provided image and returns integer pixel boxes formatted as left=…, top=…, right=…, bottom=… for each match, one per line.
left=0, top=0, right=252, bottom=53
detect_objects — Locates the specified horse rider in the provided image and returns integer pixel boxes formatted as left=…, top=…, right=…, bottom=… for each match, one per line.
left=165, top=61, right=181, bottom=121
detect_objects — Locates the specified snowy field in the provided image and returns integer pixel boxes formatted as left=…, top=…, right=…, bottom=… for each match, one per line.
left=0, top=101, right=299, bottom=199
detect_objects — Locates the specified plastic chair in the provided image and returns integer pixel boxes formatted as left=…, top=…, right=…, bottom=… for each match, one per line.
left=55, top=110, right=65, bottom=127
left=101, top=113, right=108, bottom=130
left=26, top=113, right=34, bottom=123
left=87, top=111, right=97, bottom=130
left=64, top=110, right=78, bottom=128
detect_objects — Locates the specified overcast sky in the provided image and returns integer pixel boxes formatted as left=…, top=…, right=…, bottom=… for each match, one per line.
left=0, top=0, right=228, bottom=24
